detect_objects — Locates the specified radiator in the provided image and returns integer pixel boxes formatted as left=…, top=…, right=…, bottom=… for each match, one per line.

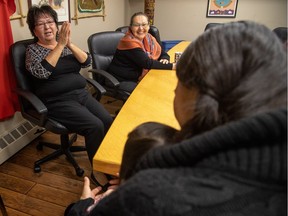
left=0, top=120, right=44, bottom=165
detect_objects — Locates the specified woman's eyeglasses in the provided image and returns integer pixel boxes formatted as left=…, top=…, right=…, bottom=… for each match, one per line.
left=132, top=23, right=149, bottom=28
left=35, top=20, right=55, bottom=28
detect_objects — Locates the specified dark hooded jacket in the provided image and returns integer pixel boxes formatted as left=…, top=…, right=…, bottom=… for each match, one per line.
left=67, top=109, right=287, bottom=216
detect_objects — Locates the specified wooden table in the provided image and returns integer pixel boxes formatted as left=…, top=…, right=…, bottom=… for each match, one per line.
left=93, top=41, right=191, bottom=175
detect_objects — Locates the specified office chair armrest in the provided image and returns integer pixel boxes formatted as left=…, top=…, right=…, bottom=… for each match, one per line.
left=88, top=68, right=120, bottom=87
left=85, top=77, right=106, bottom=101
left=14, top=88, right=48, bottom=125
left=15, top=88, right=47, bottom=114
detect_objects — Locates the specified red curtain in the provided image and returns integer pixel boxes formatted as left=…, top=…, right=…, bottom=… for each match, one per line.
left=0, top=0, right=20, bottom=120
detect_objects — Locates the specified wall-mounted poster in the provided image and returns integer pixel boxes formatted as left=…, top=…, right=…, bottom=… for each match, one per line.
left=206, top=0, right=238, bottom=18
left=72, top=0, right=105, bottom=24
left=78, top=0, right=103, bottom=13
left=28, top=0, right=70, bottom=23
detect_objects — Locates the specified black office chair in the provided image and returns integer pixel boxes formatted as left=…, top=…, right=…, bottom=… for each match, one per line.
left=272, top=27, right=288, bottom=44
left=87, top=31, right=137, bottom=103
left=10, top=39, right=106, bottom=177
left=115, top=25, right=163, bottom=49
left=204, top=23, right=223, bottom=31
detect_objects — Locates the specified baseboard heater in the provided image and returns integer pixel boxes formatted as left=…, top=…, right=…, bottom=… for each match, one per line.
left=0, top=120, right=45, bottom=165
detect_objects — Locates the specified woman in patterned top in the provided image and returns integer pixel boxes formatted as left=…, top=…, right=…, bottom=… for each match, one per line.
left=25, top=4, right=113, bottom=178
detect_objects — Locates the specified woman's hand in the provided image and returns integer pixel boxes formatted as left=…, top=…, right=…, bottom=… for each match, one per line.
left=81, top=176, right=119, bottom=206
left=45, top=21, right=71, bottom=67
left=109, top=177, right=120, bottom=186
left=172, top=63, right=176, bottom=70
left=58, top=21, right=70, bottom=47
left=93, top=187, right=116, bottom=204
left=80, top=176, right=102, bottom=200
left=160, top=59, right=169, bottom=64
left=107, top=176, right=120, bottom=191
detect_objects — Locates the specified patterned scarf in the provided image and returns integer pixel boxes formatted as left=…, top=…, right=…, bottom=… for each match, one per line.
left=117, top=29, right=161, bottom=80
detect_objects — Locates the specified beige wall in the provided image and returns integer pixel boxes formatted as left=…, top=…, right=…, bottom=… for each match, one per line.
left=11, top=0, right=128, bottom=51
left=128, top=0, right=287, bottom=41
left=11, top=0, right=287, bottom=50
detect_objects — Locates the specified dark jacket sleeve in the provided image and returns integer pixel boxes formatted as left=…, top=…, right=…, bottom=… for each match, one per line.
left=65, top=198, right=94, bottom=216
left=159, top=48, right=170, bottom=61
left=123, top=48, right=173, bottom=70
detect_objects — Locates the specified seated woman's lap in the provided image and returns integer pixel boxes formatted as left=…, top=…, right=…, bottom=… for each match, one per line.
left=45, top=91, right=112, bottom=135
left=45, top=92, right=113, bottom=162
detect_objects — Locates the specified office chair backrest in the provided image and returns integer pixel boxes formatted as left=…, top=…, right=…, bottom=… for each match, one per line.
left=11, top=39, right=35, bottom=92
left=88, top=31, right=137, bottom=101
left=115, top=26, right=129, bottom=34
left=273, top=27, right=288, bottom=44
left=88, top=31, right=125, bottom=72
left=149, top=26, right=162, bottom=47
left=204, top=23, right=222, bottom=31
left=10, top=39, right=46, bottom=125
left=115, top=25, right=163, bottom=48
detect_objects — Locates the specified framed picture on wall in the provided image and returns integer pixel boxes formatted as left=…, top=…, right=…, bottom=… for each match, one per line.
left=28, top=0, right=70, bottom=23
left=206, top=0, right=238, bottom=18
left=72, top=0, right=105, bottom=25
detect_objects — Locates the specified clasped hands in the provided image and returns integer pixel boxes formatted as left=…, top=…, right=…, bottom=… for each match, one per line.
left=58, top=21, right=72, bottom=47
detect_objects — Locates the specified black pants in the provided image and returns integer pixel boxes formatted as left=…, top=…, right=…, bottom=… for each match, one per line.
left=44, top=89, right=113, bottom=164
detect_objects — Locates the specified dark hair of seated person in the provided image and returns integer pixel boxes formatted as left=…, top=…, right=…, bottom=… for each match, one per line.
left=174, top=21, right=287, bottom=141
left=119, top=122, right=178, bottom=182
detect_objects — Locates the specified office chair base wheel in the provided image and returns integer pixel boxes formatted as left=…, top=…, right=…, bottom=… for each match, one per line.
left=76, top=168, right=84, bottom=177
left=34, top=165, right=41, bottom=173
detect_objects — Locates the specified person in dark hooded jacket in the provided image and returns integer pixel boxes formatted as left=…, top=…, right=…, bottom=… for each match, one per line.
left=66, top=20, right=287, bottom=216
